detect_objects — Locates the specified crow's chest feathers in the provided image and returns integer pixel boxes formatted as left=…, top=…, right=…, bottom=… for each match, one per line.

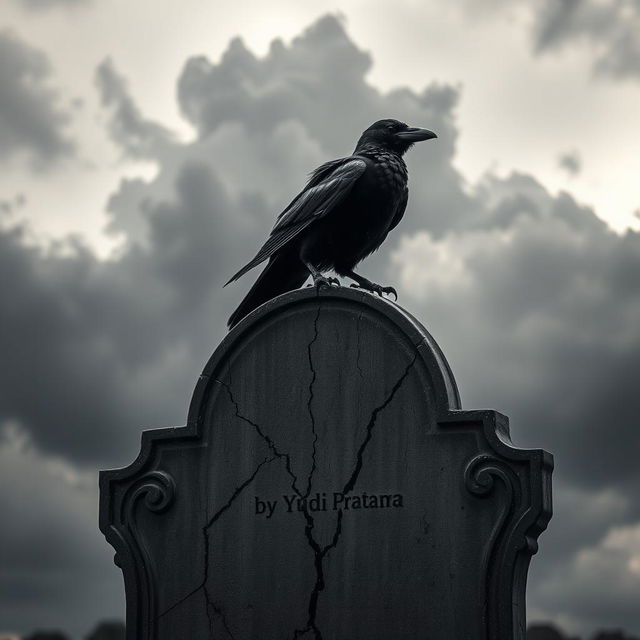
left=365, top=151, right=408, bottom=199
left=332, top=151, right=407, bottom=259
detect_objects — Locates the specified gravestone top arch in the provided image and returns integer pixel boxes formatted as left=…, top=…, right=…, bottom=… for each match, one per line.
left=100, top=286, right=553, bottom=640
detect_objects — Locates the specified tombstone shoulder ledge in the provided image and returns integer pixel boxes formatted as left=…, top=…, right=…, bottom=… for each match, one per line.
left=101, top=286, right=553, bottom=487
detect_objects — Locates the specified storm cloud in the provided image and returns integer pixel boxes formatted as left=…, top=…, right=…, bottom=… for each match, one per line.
left=459, top=0, right=640, bottom=83
left=1, top=14, right=639, bottom=638
left=0, top=427, right=120, bottom=636
left=0, top=30, right=74, bottom=166
left=96, top=58, right=175, bottom=161
left=533, top=0, right=640, bottom=81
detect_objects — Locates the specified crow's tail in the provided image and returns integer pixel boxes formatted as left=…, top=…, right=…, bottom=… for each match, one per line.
left=227, top=254, right=309, bottom=329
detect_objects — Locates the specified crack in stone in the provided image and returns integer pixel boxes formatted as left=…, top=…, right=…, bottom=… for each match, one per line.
left=216, top=378, right=304, bottom=498
left=218, top=312, right=331, bottom=639
left=157, top=456, right=274, bottom=622
left=355, top=309, right=365, bottom=381
left=207, top=598, right=236, bottom=639
left=205, top=590, right=216, bottom=638
left=293, top=352, right=418, bottom=638
left=292, top=509, right=344, bottom=640
left=201, top=456, right=276, bottom=638
left=157, top=583, right=203, bottom=622
left=218, top=375, right=328, bottom=638
left=207, top=456, right=277, bottom=529
left=210, top=313, right=418, bottom=640
left=342, top=354, right=418, bottom=495
left=304, top=301, right=321, bottom=498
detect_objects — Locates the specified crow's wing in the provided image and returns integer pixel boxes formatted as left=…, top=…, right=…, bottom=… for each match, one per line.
left=224, top=157, right=367, bottom=285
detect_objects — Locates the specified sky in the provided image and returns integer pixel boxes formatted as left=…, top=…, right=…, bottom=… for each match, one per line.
left=0, top=0, right=639, bottom=638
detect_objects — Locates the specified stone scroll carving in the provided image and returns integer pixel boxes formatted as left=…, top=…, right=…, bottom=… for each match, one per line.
left=100, top=286, right=552, bottom=640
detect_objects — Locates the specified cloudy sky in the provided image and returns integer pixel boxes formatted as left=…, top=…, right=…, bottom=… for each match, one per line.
left=1, top=0, right=639, bottom=637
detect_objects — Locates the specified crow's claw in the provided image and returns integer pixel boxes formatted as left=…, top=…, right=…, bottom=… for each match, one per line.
left=382, top=286, right=398, bottom=301
left=313, top=274, right=339, bottom=289
left=350, top=282, right=398, bottom=300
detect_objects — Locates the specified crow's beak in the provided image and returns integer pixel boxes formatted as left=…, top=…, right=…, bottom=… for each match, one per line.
left=395, top=127, right=438, bottom=142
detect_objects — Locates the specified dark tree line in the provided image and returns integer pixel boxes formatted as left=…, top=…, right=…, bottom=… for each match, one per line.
left=527, top=623, right=640, bottom=640
left=21, top=620, right=640, bottom=639
left=23, top=621, right=124, bottom=640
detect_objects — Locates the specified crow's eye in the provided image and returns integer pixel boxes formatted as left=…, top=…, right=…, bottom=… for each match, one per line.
left=386, top=123, right=395, bottom=131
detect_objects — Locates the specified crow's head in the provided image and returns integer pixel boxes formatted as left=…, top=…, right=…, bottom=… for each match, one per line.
left=355, top=119, right=437, bottom=155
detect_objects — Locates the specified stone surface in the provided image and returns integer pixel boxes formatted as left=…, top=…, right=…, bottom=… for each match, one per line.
left=100, top=286, right=553, bottom=639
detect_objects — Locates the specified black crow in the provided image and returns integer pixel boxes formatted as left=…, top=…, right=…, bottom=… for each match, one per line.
left=225, top=119, right=437, bottom=328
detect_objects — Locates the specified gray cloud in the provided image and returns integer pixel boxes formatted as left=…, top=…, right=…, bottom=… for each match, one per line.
left=0, top=30, right=74, bottom=165
left=532, top=520, right=640, bottom=633
left=2, top=13, right=640, bottom=638
left=0, top=192, right=26, bottom=215
left=96, top=58, right=175, bottom=160
left=558, top=150, right=582, bottom=176
left=533, top=0, right=640, bottom=81
left=0, top=427, right=122, bottom=638
left=0, top=162, right=262, bottom=465
left=177, top=16, right=373, bottom=151
left=177, top=17, right=473, bottom=239
left=458, top=0, right=640, bottom=83
left=18, top=0, right=91, bottom=10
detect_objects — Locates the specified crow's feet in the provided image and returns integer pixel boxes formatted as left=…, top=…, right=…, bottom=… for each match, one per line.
left=309, top=274, right=340, bottom=289
left=350, top=281, right=397, bottom=301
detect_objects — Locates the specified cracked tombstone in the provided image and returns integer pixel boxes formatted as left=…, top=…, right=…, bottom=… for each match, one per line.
left=99, top=286, right=553, bottom=640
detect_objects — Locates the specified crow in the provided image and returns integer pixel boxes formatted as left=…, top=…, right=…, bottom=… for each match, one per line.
left=225, top=118, right=437, bottom=328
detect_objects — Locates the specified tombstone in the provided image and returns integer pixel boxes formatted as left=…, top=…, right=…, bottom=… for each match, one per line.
left=99, top=286, right=553, bottom=639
